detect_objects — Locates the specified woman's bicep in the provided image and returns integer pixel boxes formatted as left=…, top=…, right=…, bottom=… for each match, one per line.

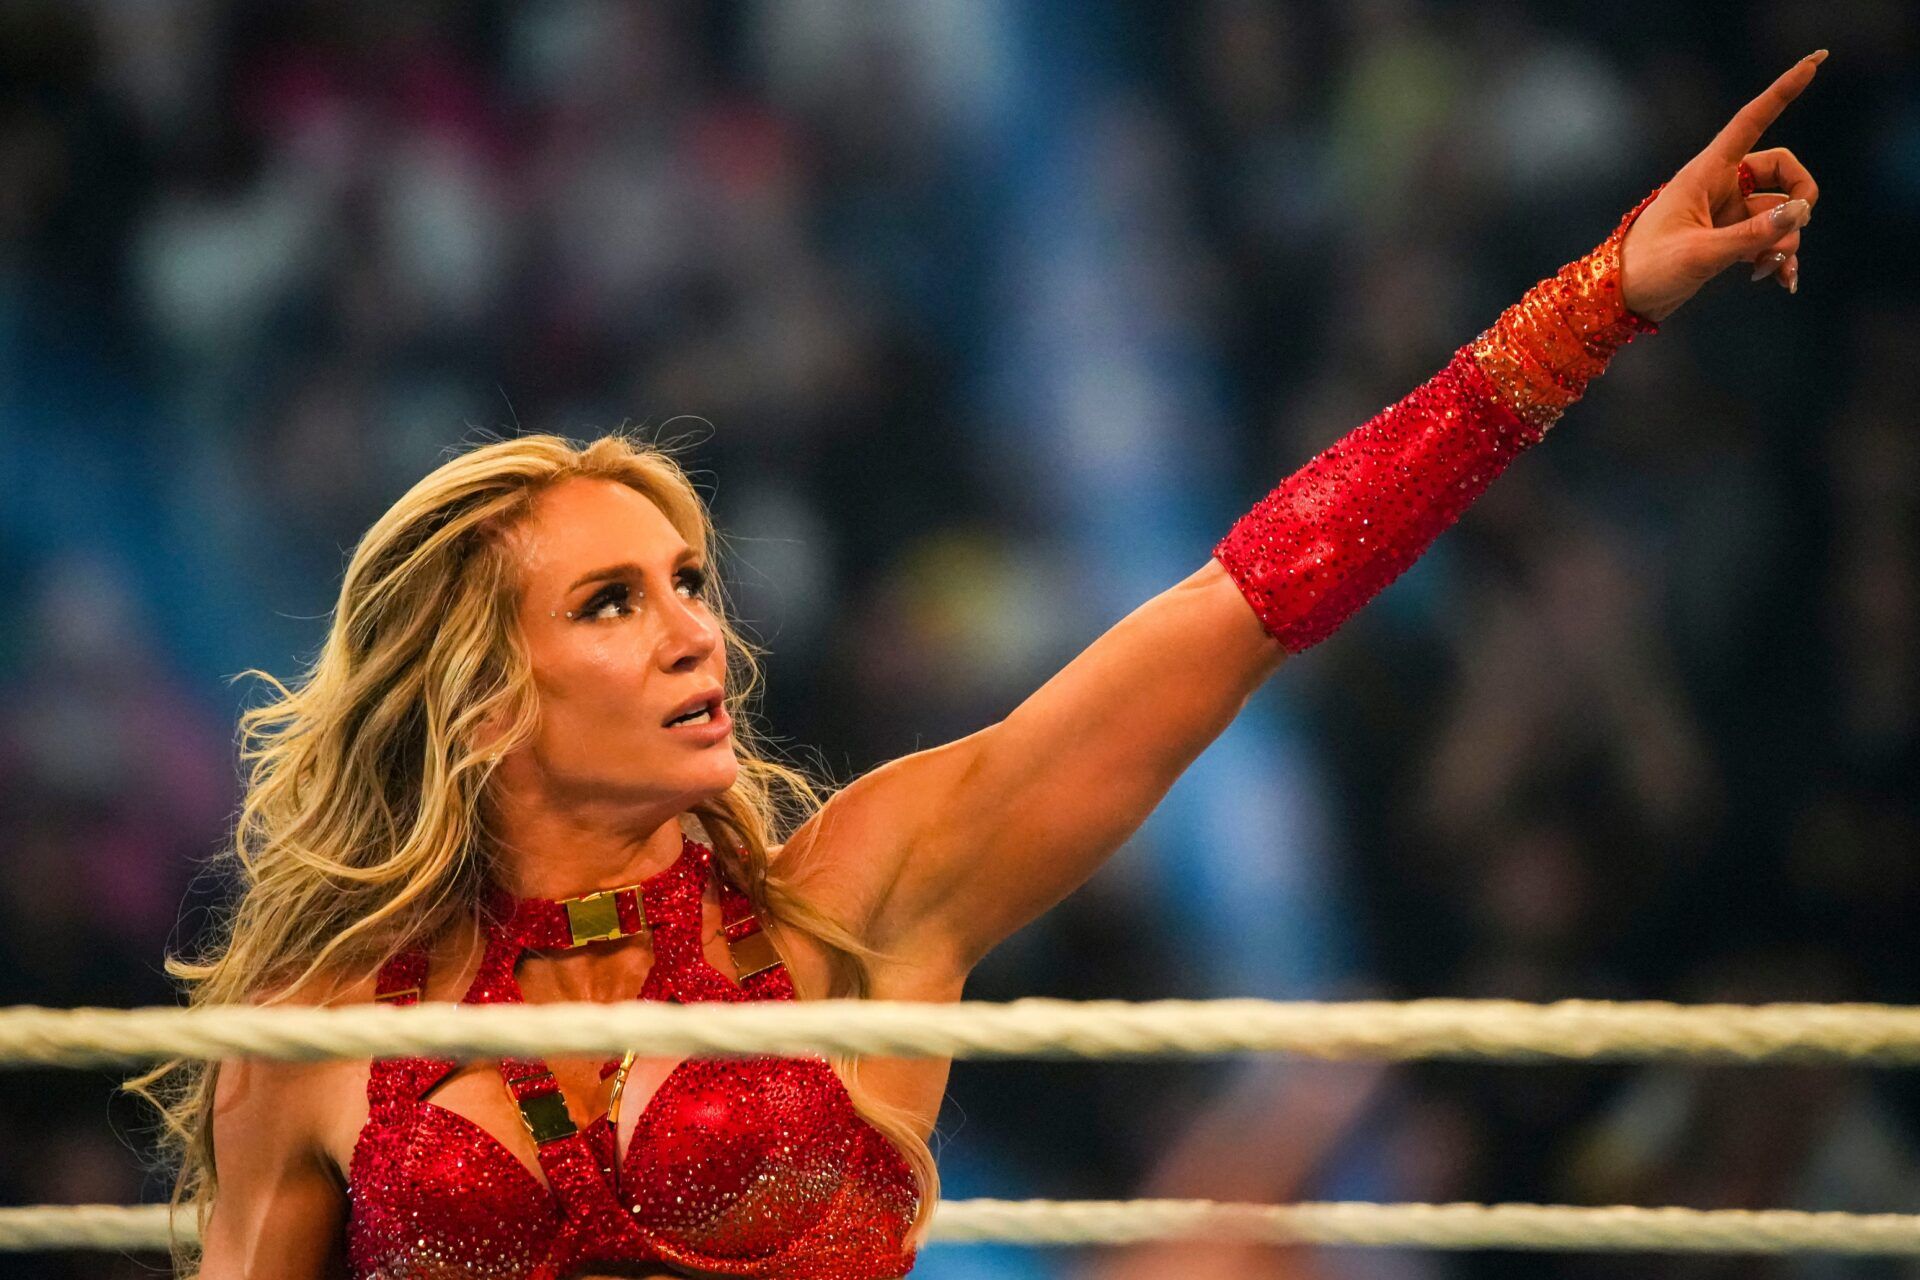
left=798, top=560, right=1283, bottom=976
left=197, top=1057, right=351, bottom=1280
left=892, top=560, right=1284, bottom=967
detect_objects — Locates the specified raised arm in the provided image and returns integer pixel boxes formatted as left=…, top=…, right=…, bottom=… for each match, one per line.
left=794, top=55, right=1825, bottom=979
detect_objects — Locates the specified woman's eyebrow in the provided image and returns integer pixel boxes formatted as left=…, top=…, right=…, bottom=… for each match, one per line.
left=565, top=547, right=699, bottom=593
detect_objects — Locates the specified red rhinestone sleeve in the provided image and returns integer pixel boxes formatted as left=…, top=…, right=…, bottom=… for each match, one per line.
left=1213, top=185, right=1665, bottom=653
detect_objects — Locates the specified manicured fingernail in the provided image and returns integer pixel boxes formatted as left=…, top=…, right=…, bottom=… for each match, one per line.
left=1789, top=259, right=1799, bottom=294
left=1771, top=199, right=1810, bottom=231
left=1805, top=50, right=1828, bottom=66
left=1752, top=252, right=1787, bottom=281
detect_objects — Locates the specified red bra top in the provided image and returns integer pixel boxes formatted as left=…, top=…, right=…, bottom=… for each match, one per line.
left=345, top=834, right=921, bottom=1280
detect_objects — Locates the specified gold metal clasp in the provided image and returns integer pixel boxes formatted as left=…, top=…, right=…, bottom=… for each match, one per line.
left=564, top=890, right=623, bottom=946
left=727, top=928, right=784, bottom=981
left=516, top=1090, right=578, bottom=1145
left=506, top=1071, right=578, bottom=1145
left=605, top=1049, right=638, bottom=1129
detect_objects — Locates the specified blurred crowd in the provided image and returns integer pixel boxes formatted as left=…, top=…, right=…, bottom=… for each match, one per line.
left=2, top=2, right=1916, bottom=1278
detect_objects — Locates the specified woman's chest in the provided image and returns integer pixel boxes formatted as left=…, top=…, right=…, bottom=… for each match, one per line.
left=345, top=1049, right=923, bottom=1279
left=321, top=898, right=960, bottom=1179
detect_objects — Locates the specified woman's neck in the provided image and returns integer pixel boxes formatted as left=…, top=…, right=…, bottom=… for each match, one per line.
left=487, top=806, right=691, bottom=901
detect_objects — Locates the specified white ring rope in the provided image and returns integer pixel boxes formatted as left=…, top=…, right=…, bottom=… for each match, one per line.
left=13, top=998, right=1920, bottom=1257
left=11, top=1200, right=1920, bottom=1255
left=5, top=997, right=1920, bottom=1067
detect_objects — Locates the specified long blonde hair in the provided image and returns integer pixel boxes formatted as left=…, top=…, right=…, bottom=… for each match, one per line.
left=126, top=431, right=939, bottom=1271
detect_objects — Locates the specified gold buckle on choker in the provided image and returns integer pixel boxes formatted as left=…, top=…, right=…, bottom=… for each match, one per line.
left=563, top=890, right=624, bottom=946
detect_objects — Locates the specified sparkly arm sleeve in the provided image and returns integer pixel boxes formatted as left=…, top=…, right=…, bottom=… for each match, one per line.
left=1213, top=183, right=1665, bottom=653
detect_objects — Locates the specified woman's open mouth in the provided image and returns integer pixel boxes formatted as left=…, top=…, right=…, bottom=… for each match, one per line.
left=663, top=699, right=731, bottom=741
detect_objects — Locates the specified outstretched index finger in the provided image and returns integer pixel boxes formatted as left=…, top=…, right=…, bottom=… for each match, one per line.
left=1699, top=51, right=1827, bottom=171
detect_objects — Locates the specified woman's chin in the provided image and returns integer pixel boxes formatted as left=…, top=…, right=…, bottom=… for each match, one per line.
left=698, top=751, right=741, bottom=793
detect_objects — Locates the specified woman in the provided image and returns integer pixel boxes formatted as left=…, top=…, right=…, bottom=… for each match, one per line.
left=132, top=52, right=1824, bottom=1280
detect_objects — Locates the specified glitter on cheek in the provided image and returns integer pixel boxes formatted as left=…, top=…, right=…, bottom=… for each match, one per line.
left=1213, top=185, right=1664, bottom=654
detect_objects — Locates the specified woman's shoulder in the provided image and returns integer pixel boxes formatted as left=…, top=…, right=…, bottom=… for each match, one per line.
left=255, top=919, right=487, bottom=1010
left=212, top=948, right=425, bottom=1110
left=210, top=984, right=367, bottom=1180
left=214, top=963, right=384, bottom=1103
left=210, top=951, right=431, bottom=1176
left=250, top=950, right=407, bottom=1009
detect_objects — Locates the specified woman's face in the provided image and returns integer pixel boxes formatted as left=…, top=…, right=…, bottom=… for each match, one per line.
left=493, top=476, right=738, bottom=815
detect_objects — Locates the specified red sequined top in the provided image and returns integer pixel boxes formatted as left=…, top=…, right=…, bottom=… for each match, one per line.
left=345, top=834, right=921, bottom=1279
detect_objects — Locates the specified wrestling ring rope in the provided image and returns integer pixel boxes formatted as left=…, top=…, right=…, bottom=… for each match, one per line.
left=10, top=996, right=1920, bottom=1256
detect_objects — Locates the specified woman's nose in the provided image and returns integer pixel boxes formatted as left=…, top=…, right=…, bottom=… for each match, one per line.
left=658, top=596, right=720, bottom=670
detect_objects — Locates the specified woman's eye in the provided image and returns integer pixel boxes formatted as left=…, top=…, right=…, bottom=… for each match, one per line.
left=580, top=583, right=630, bottom=621
left=574, top=569, right=707, bottom=622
